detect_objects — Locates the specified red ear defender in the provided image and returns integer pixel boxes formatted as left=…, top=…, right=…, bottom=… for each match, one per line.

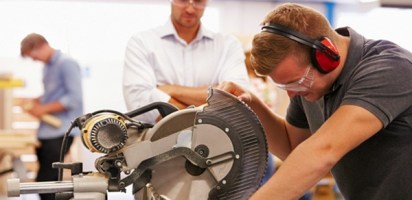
left=311, top=37, right=340, bottom=74
left=261, top=24, right=340, bottom=74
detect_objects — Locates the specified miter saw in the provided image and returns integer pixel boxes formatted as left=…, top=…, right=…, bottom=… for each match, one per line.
left=7, top=88, right=268, bottom=200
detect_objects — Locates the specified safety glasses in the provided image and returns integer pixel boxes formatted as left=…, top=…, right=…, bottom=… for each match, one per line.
left=274, top=65, right=315, bottom=92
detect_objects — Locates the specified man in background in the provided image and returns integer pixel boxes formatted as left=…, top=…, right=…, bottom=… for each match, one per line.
left=20, top=33, right=83, bottom=200
left=122, top=0, right=277, bottom=198
left=122, top=0, right=250, bottom=124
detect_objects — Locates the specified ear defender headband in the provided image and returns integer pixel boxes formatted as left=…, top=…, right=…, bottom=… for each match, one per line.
left=261, top=23, right=340, bottom=74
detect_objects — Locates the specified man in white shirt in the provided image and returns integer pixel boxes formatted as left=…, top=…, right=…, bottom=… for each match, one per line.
left=122, top=0, right=249, bottom=124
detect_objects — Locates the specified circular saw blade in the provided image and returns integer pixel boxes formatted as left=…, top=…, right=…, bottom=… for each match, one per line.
left=137, top=88, right=268, bottom=200
left=198, top=88, right=268, bottom=200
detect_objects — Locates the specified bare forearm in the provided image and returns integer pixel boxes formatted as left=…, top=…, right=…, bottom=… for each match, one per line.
left=42, top=101, right=66, bottom=114
left=251, top=140, right=335, bottom=200
left=249, top=96, right=293, bottom=160
left=25, top=100, right=65, bottom=118
left=168, top=97, right=189, bottom=109
left=158, top=85, right=210, bottom=106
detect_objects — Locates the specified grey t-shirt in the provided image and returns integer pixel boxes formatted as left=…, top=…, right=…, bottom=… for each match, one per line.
left=286, top=27, right=412, bottom=200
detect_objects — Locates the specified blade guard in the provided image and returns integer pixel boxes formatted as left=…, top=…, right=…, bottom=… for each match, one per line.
left=197, top=88, right=268, bottom=200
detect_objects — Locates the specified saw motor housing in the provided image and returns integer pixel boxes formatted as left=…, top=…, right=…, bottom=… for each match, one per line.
left=80, top=113, right=129, bottom=154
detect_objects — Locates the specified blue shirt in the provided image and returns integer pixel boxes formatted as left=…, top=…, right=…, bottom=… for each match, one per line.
left=38, top=50, right=84, bottom=139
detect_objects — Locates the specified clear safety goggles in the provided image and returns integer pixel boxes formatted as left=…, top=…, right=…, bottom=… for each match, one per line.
left=273, top=65, right=315, bottom=92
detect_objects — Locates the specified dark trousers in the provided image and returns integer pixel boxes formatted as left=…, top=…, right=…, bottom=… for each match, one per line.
left=36, top=136, right=74, bottom=200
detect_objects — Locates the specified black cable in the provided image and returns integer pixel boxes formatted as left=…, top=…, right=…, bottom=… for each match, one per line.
left=57, top=121, right=78, bottom=181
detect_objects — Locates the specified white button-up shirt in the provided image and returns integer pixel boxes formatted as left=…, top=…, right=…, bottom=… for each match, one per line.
left=123, top=18, right=250, bottom=123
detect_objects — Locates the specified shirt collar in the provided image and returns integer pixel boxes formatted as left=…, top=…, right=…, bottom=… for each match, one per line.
left=159, top=18, right=214, bottom=43
left=47, top=50, right=61, bottom=66
left=327, top=27, right=365, bottom=95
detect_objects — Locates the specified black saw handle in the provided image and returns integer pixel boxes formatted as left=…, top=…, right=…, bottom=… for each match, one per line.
left=124, top=102, right=178, bottom=118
